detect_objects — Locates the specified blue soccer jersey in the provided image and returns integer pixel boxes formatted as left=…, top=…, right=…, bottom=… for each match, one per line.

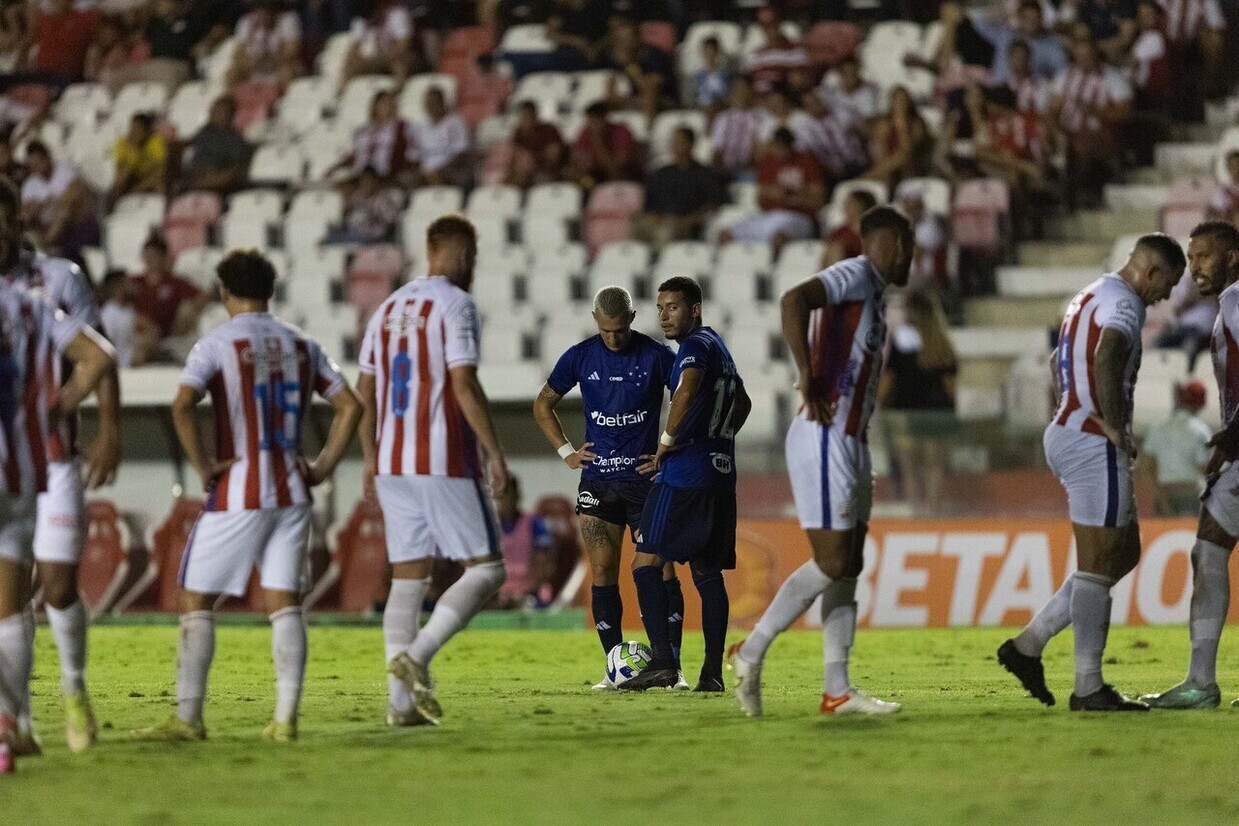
left=547, top=331, right=675, bottom=482
left=660, top=326, right=743, bottom=490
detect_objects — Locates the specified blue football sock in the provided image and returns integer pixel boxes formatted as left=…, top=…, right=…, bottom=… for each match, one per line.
left=693, top=569, right=729, bottom=681
left=633, top=565, right=674, bottom=665
left=590, top=585, right=623, bottom=654
left=664, top=577, right=684, bottom=665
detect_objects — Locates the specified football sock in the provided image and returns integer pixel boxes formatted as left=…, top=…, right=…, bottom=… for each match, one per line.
left=270, top=607, right=306, bottom=725
left=1014, top=574, right=1075, bottom=657
left=384, top=577, right=428, bottom=712
left=633, top=565, right=674, bottom=664
left=822, top=579, right=858, bottom=697
left=17, top=606, right=33, bottom=731
left=739, top=560, right=831, bottom=664
left=664, top=577, right=684, bottom=665
left=1187, top=539, right=1231, bottom=686
left=693, top=570, right=728, bottom=681
left=46, top=599, right=88, bottom=695
left=176, top=610, right=215, bottom=724
left=1070, top=572, right=1114, bottom=697
left=590, top=584, right=623, bottom=655
left=0, top=614, right=28, bottom=721
left=408, top=560, right=505, bottom=666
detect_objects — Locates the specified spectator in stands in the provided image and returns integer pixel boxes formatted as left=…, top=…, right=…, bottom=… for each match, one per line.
left=878, top=285, right=958, bottom=515
left=1005, top=38, right=1051, bottom=117
left=494, top=475, right=558, bottom=609
left=631, top=127, right=722, bottom=249
left=820, top=188, right=879, bottom=268
left=20, top=140, right=97, bottom=259
left=0, top=4, right=28, bottom=74
left=341, top=0, right=413, bottom=87
left=710, top=76, right=767, bottom=182
left=145, top=0, right=201, bottom=74
left=414, top=86, right=470, bottom=186
left=693, top=36, right=734, bottom=117
left=228, top=0, right=302, bottom=88
left=1155, top=274, right=1217, bottom=370
left=570, top=101, right=640, bottom=190
left=973, top=86, right=1048, bottom=205
left=745, top=6, right=807, bottom=94
left=0, top=130, right=25, bottom=186
left=1129, top=0, right=1170, bottom=111
left=328, top=89, right=417, bottom=185
left=719, top=127, right=823, bottom=251
left=109, top=112, right=167, bottom=208
left=971, top=0, right=1068, bottom=84
left=1161, top=0, right=1226, bottom=120
left=1048, top=34, right=1132, bottom=208
left=1059, top=0, right=1138, bottom=60
left=27, top=0, right=102, bottom=81
left=1139, top=380, right=1212, bottom=516
left=84, top=13, right=151, bottom=92
left=1208, top=150, right=1239, bottom=224
left=130, top=235, right=208, bottom=345
left=757, top=89, right=812, bottom=149
left=898, top=181, right=951, bottom=289
left=326, top=165, right=402, bottom=243
left=940, top=79, right=990, bottom=179
left=904, top=1, right=996, bottom=78
left=867, top=86, right=932, bottom=187
left=505, top=99, right=566, bottom=187
left=601, top=16, right=676, bottom=121
left=543, top=0, right=610, bottom=72
left=182, top=96, right=253, bottom=194
left=98, top=268, right=155, bottom=368
left=817, top=54, right=880, bottom=127
left=799, top=92, right=870, bottom=184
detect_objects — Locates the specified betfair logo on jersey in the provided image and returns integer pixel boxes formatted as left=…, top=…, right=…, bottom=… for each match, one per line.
left=577, top=491, right=601, bottom=508
left=590, top=410, right=648, bottom=427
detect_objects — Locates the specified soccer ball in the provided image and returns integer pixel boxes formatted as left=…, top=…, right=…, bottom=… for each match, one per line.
left=606, top=641, right=653, bottom=686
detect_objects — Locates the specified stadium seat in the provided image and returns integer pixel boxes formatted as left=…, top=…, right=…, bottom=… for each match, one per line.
left=1160, top=176, right=1212, bottom=238
left=336, top=75, right=398, bottom=132
left=802, top=21, right=865, bottom=67
left=80, top=246, right=108, bottom=282
left=1107, top=233, right=1142, bottom=271
left=588, top=240, right=654, bottom=299
left=1214, top=125, right=1239, bottom=182
left=530, top=241, right=587, bottom=279
left=570, top=70, right=632, bottom=112
left=400, top=73, right=459, bottom=124
left=333, top=498, right=389, bottom=614
left=822, top=178, right=888, bottom=231
left=475, top=113, right=517, bottom=149
left=301, top=118, right=355, bottom=181
left=105, top=210, right=164, bottom=273
left=861, top=21, right=924, bottom=92
left=583, top=182, right=641, bottom=256
left=166, top=80, right=217, bottom=140
left=13, top=119, right=66, bottom=164
left=512, top=72, right=573, bottom=121
left=523, top=182, right=581, bottom=248
left=195, top=301, right=230, bottom=336
left=605, top=110, right=649, bottom=146
left=705, top=204, right=755, bottom=243
left=220, top=189, right=283, bottom=250
left=952, top=178, right=1009, bottom=254
left=53, top=83, right=110, bottom=129
left=403, top=185, right=466, bottom=256
left=540, top=317, right=598, bottom=369
left=313, top=32, right=353, bottom=91
left=230, top=80, right=282, bottom=134
left=466, top=184, right=523, bottom=221
left=305, top=303, right=362, bottom=360
left=174, top=246, right=225, bottom=292
left=774, top=240, right=826, bottom=296
left=740, top=21, right=802, bottom=57
left=284, top=189, right=345, bottom=256
left=650, top=110, right=708, bottom=166
left=167, top=191, right=223, bottom=226
left=347, top=244, right=405, bottom=320
left=457, top=66, right=512, bottom=128
left=639, top=21, right=677, bottom=54
left=109, top=81, right=170, bottom=136
left=499, top=24, right=554, bottom=54
left=76, top=500, right=132, bottom=617
left=653, top=241, right=715, bottom=287
left=442, top=25, right=498, bottom=66
left=249, top=143, right=305, bottom=187
left=197, top=34, right=238, bottom=87
left=895, top=176, right=951, bottom=217
left=277, top=76, right=334, bottom=136
left=527, top=245, right=588, bottom=309
left=679, top=21, right=743, bottom=79
left=713, top=242, right=773, bottom=314
left=148, top=498, right=205, bottom=613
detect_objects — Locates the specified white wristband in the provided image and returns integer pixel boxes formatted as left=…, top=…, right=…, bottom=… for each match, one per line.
left=659, top=431, right=676, bottom=447
left=557, top=442, right=575, bottom=459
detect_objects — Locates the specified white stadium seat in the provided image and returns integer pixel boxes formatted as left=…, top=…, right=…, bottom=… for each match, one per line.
left=220, top=189, right=284, bottom=250
left=175, top=246, right=225, bottom=292
left=739, top=21, right=802, bottom=56
left=654, top=241, right=714, bottom=283
left=570, top=70, right=632, bottom=112
left=249, top=144, right=305, bottom=187
left=400, top=73, right=458, bottom=124
left=336, top=75, right=398, bottom=132
left=774, top=240, right=826, bottom=297
left=108, top=81, right=169, bottom=136
left=277, top=76, right=334, bottom=136
left=522, top=182, right=581, bottom=246
left=313, top=32, right=354, bottom=90
left=284, top=189, right=346, bottom=256
left=649, top=109, right=708, bottom=166
left=105, top=210, right=163, bottom=273
left=895, top=177, right=952, bottom=217
left=466, top=184, right=523, bottom=222
left=679, top=21, right=743, bottom=78
left=166, top=81, right=217, bottom=140
left=512, top=72, right=574, bottom=121
left=475, top=114, right=516, bottom=149
left=500, top=24, right=555, bottom=54
left=54, top=83, right=110, bottom=129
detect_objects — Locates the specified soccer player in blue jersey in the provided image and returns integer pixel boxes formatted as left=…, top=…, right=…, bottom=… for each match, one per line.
left=533, top=286, right=688, bottom=689
left=620, top=276, right=751, bottom=692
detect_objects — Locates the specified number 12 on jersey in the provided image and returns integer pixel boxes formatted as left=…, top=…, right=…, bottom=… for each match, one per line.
left=708, top=378, right=737, bottom=439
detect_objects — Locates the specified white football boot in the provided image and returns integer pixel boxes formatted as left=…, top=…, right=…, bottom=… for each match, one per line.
left=727, top=642, right=763, bottom=717
left=821, top=687, right=901, bottom=716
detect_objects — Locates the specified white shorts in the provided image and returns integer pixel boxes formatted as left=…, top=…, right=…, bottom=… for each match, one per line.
left=786, top=416, right=873, bottom=531
left=1203, top=460, right=1239, bottom=539
left=0, top=494, right=36, bottom=565
left=179, top=504, right=311, bottom=597
left=35, top=459, right=85, bottom=564
left=376, top=475, right=500, bottom=564
left=1043, top=424, right=1134, bottom=528
left=728, top=210, right=816, bottom=244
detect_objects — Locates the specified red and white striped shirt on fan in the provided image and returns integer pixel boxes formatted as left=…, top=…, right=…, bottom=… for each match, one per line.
left=0, top=279, right=83, bottom=499
left=1211, top=281, right=1239, bottom=459
left=349, top=118, right=419, bottom=178
left=1052, top=65, right=1131, bottom=134
left=179, top=312, right=347, bottom=512
left=358, top=275, right=481, bottom=479
left=8, top=251, right=101, bottom=462
left=803, top=255, right=887, bottom=440
left=1160, top=0, right=1224, bottom=43
left=1052, top=274, right=1145, bottom=436
left=709, top=107, right=769, bottom=175
left=1007, top=74, right=1048, bottom=116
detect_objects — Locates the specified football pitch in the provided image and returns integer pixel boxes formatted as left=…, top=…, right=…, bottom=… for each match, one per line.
left=11, top=623, right=1239, bottom=824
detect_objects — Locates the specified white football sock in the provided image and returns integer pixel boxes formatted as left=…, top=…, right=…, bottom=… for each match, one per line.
left=1014, top=574, right=1076, bottom=657
left=46, top=599, right=88, bottom=695
left=1187, top=539, right=1231, bottom=687
left=270, top=606, right=306, bottom=725
left=0, top=613, right=27, bottom=719
left=384, top=578, right=428, bottom=712
left=408, top=560, right=504, bottom=666
left=822, top=578, right=858, bottom=697
left=1070, top=572, right=1114, bottom=697
left=740, top=560, right=831, bottom=664
left=17, top=606, right=33, bottom=731
left=176, top=610, right=215, bottom=724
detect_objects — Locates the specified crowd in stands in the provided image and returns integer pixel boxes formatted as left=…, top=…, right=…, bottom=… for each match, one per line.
left=0, top=0, right=1234, bottom=369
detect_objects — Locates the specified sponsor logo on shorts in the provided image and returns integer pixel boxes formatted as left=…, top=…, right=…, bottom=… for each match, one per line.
left=578, top=491, right=601, bottom=509
left=590, top=409, right=648, bottom=427
left=711, top=453, right=733, bottom=474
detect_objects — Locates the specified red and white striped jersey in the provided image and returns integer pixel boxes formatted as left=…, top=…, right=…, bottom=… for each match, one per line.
left=1211, top=281, right=1239, bottom=459
left=1052, top=274, right=1145, bottom=434
left=1052, top=66, right=1131, bottom=134
left=359, top=275, right=482, bottom=478
left=0, top=280, right=83, bottom=499
left=180, top=312, right=348, bottom=512
left=709, top=107, right=769, bottom=174
left=1161, top=0, right=1224, bottom=43
left=9, top=252, right=101, bottom=462
left=1008, top=74, right=1049, bottom=116
left=801, top=255, right=887, bottom=440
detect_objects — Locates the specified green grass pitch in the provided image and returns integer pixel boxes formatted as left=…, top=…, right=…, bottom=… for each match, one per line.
left=9, top=624, right=1239, bottom=824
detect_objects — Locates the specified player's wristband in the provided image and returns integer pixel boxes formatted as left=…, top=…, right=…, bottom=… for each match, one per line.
left=659, top=431, right=676, bottom=448
left=557, top=442, right=576, bottom=459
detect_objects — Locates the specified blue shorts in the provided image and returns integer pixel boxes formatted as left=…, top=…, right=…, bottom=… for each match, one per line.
left=576, top=477, right=651, bottom=536
left=636, top=482, right=736, bottom=569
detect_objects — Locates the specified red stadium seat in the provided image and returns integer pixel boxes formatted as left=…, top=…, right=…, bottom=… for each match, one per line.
left=150, top=498, right=204, bottom=613
left=231, top=80, right=283, bottom=134
left=803, top=22, right=864, bottom=68
left=167, top=191, right=223, bottom=225
left=335, top=499, right=390, bottom=613
left=478, top=141, right=515, bottom=186
left=457, top=70, right=512, bottom=128
left=1160, top=176, right=1212, bottom=239
left=584, top=182, right=643, bottom=256
left=347, top=244, right=404, bottom=320
left=77, top=501, right=132, bottom=616
left=164, top=222, right=209, bottom=265
left=442, top=26, right=497, bottom=63
left=952, top=178, right=1009, bottom=253
left=639, top=21, right=678, bottom=54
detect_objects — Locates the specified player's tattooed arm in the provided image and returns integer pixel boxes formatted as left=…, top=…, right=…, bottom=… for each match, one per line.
left=1091, top=327, right=1135, bottom=456
left=533, top=383, right=596, bottom=469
